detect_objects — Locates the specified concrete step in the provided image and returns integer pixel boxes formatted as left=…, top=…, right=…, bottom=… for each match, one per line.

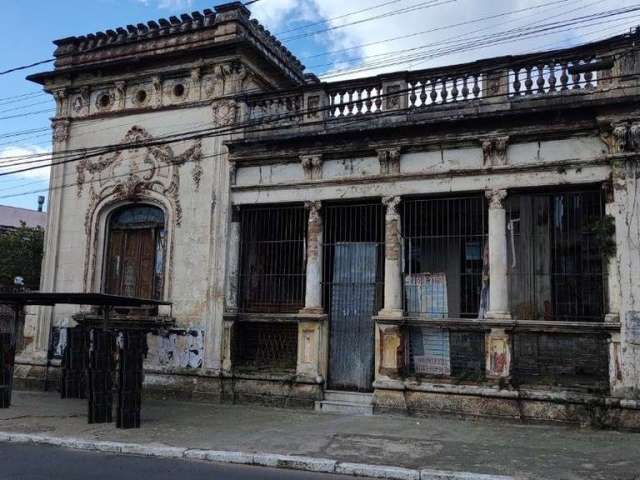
left=323, top=390, right=373, bottom=405
left=314, top=400, right=374, bottom=416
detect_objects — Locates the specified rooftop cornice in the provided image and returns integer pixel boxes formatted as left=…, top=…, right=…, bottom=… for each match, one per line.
left=41, top=2, right=304, bottom=82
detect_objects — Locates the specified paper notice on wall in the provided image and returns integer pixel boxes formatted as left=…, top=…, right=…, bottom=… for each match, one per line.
left=413, top=327, right=451, bottom=376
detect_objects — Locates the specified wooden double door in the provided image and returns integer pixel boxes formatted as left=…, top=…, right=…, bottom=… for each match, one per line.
left=104, top=227, right=162, bottom=300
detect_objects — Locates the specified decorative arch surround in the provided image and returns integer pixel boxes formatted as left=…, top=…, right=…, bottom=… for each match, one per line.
left=78, top=126, right=202, bottom=295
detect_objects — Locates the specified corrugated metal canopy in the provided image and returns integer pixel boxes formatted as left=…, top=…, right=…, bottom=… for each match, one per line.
left=0, top=292, right=170, bottom=307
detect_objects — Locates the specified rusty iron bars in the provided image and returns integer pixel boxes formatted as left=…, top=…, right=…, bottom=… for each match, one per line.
left=238, top=204, right=308, bottom=313
left=512, top=332, right=609, bottom=390
left=233, top=321, right=298, bottom=371
left=322, top=201, right=385, bottom=392
left=506, top=188, right=608, bottom=322
left=406, top=326, right=486, bottom=380
left=402, top=195, right=488, bottom=319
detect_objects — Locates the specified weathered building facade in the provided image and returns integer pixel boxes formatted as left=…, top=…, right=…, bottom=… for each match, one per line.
left=16, top=2, right=640, bottom=428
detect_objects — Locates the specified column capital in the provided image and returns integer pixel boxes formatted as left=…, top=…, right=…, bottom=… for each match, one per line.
left=485, top=188, right=507, bottom=209
left=304, top=200, right=322, bottom=221
left=382, top=195, right=401, bottom=217
left=301, top=155, right=323, bottom=180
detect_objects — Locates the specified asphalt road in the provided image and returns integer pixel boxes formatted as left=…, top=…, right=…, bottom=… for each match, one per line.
left=0, top=443, right=366, bottom=480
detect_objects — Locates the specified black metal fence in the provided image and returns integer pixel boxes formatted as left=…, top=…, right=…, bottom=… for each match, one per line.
left=238, top=204, right=307, bottom=313
left=506, top=189, right=608, bottom=322
left=402, top=195, right=488, bottom=319
left=233, top=321, right=298, bottom=371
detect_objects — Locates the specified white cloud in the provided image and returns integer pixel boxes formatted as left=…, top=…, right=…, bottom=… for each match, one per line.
left=136, top=0, right=193, bottom=10
left=250, top=0, right=640, bottom=80
left=0, top=145, right=51, bottom=183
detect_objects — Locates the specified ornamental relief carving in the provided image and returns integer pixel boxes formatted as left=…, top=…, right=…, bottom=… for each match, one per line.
left=600, top=119, right=640, bottom=154
left=76, top=126, right=202, bottom=232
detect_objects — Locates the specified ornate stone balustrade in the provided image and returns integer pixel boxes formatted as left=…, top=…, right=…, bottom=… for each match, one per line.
left=239, top=33, right=638, bottom=138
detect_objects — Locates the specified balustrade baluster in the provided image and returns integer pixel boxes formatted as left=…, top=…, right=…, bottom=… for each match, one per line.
left=430, top=79, right=438, bottom=104
left=585, top=67, right=594, bottom=89
left=548, top=63, right=557, bottom=92
left=472, top=75, right=480, bottom=98
left=365, top=88, right=373, bottom=114
left=572, top=62, right=581, bottom=89
left=419, top=81, right=427, bottom=106
left=440, top=78, right=448, bottom=103
left=461, top=75, right=469, bottom=100
left=375, top=87, right=382, bottom=112
left=512, top=68, right=522, bottom=96
left=525, top=67, right=533, bottom=95
left=560, top=63, right=569, bottom=90
left=537, top=64, right=545, bottom=94
left=451, top=78, right=459, bottom=101
left=410, top=82, right=418, bottom=108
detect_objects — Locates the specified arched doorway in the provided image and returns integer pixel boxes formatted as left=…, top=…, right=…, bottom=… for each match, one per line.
left=104, top=204, right=166, bottom=300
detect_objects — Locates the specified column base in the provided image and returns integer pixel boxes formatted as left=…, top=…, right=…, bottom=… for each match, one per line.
left=485, top=311, right=512, bottom=320
left=605, top=313, right=621, bottom=323
left=298, top=307, right=325, bottom=315
left=377, top=308, right=404, bottom=319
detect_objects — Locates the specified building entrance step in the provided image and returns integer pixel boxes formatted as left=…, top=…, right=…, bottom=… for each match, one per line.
left=315, top=390, right=374, bottom=416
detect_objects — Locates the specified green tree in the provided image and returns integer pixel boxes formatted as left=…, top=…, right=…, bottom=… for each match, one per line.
left=0, top=222, right=44, bottom=289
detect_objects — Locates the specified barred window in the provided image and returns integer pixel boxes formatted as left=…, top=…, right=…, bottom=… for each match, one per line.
left=402, top=195, right=488, bottom=319
left=238, top=204, right=307, bottom=313
left=506, top=189, right=608, bottom=322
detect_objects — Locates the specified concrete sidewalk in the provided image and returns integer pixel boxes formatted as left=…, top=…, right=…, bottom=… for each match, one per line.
left=1, top=391, right=639, bottom=480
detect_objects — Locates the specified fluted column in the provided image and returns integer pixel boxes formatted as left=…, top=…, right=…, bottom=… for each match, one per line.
left=485, top=189, right=511, bottom=320
left=301, top=201, right=323, bottom=314
left=379, top=196, right=403, bottom=318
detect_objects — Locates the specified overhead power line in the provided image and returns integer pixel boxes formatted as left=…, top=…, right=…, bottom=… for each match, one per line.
left=2, top=72, right=638, bottom=201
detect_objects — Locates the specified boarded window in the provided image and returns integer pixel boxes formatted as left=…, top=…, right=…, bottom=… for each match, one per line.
left=506, top=189, right=607, bottom=322
left=402, top=195, right=488, bottom=319
left=238, top=204, right=307, bottom=313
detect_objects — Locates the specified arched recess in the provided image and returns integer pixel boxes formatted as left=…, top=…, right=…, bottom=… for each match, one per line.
left=104, top=204, right=166, bottom=299
left=84, top=192, right=176, bottom=301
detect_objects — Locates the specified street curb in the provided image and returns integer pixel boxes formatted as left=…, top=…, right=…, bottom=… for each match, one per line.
left=0, top=431, right=514, bottom=480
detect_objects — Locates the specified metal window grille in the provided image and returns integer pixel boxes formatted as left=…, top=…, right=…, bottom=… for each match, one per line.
left=322, top=202, right=385, bottom=392
left=402, top=196, right=488, bottom=319
left=407, top=327, right=486, bottom=380
left=512, top=332, right=609, bottom=389
left=238, top=204, right=307, bottom=313
left=506, top=189, right=607, bottom=322
left=233, top=321, right=298, bottom=371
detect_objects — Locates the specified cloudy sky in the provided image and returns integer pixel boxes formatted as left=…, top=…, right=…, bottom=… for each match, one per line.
left=1, top=0, right=639, bottom=209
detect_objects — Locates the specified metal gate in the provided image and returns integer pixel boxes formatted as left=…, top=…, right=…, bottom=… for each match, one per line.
left=324, top=203, right=384, bottom=392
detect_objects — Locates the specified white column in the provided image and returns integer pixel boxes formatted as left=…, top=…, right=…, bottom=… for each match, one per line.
left=379, top=196, right=403, bottom=318
left=224, top=206, right=241, bottom=313
left=485, top=189, right=511, bottom=320
left=301, top=201, right=323, bottom=314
